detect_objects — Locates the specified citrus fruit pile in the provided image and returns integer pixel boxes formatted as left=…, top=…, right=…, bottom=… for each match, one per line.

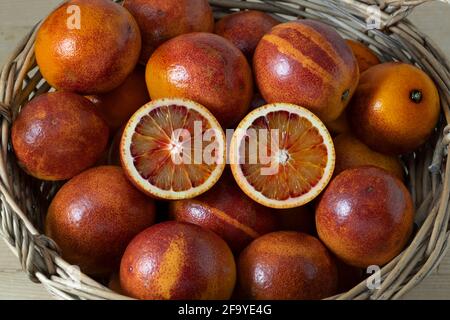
left=12, top=0, right=440, bottom=300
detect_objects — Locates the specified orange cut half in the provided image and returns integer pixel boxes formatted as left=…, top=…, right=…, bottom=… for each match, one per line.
left=121, top=98, right=226, bottom=200
left=230, top=103, right=335, bottom=209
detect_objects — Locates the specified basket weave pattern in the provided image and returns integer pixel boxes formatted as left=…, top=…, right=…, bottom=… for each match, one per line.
left=0, top=0, right=449, bottom=300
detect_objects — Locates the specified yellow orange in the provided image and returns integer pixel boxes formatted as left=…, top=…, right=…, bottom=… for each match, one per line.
left=36, top=0, right=141, bottom=94
left=12, top=92, right=109, bottom=181
left=346, top=39, right=381, bottom=73
left=86, top=67, right=149, bottom=132
left=334, top=133, right=404, bottom=180
left=349, top=62, right=440, bottom=155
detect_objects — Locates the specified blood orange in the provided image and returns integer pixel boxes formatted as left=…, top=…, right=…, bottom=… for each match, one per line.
left=121, top=98, right=226, bottom=199
left=230, top=103, right=335, bottom=209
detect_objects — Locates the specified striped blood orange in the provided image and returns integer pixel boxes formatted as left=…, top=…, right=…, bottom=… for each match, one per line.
left=253, top=20, right=359, bottom=123
left=120, top=221, right=236, bottom=300
left=169, top=171, right=278, bottom=254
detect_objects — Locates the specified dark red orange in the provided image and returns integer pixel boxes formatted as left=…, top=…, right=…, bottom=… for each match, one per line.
left=253, top=20, right=359, bottom=123
left=215, top=10, right=279, bottom=59
left=349, top=62, right=440, bottom=155
left=12, top=92, right=109, bottom=181
left=238, top=231, right=338, bottom=300
left=169, top=172, right=278, bottom=253
left=316, top=166, right=414, bottom=268
left=46, top=166, right=155, bottom=275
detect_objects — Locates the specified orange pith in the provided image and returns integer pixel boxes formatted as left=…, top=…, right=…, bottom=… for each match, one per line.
left=121, top=98, right=225, bottom=199
left=231, top=103, right=334, bottom=209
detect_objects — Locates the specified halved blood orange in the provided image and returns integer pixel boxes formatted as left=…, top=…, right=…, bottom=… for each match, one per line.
left=121, top=98, right=226, bottom=200
left=230, top=103, right=335, bottom=209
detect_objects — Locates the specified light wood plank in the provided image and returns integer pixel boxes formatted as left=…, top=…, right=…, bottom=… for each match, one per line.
left=0, top=0, right=450, bottom=300
left=0, top=240, right=53, bottom=300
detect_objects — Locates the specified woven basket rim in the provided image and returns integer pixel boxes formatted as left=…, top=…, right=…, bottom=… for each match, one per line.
left=1, top=0, right=450, bottom=300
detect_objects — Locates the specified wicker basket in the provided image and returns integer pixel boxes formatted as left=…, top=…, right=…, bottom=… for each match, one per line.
left=0, top=0, right=449, bottom=300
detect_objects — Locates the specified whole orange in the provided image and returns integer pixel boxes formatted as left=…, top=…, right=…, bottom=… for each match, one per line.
left=253, top=20, right=359, bottom=123
left=316, top=166, right=414, bottom=268
left=334, top=133, right=404, bottom=180
left=345, top=39, right=381, bottom=73
left=215, top=10, right=279, bottom=60
left=238, top=231, right=338, bottom=300
left=169, top=172, right=278, bottom=254
left=12, top=92, right=109, bottom=181
left=46, top=166, right=156, bottom=275
left=86, top=66, right=149, bottom=132
left=35, top=0, right=141, bottom=94
left=146, top=32, right=253, bottom=128
left=349, top=62, right=440, bottom=155
left=120, top=221, right=236, bottom=300
left=124, top=0, right=214, bottom=64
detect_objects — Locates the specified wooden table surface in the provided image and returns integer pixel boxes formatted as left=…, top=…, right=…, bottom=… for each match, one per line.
left=1, top=0, right=450, bottom=300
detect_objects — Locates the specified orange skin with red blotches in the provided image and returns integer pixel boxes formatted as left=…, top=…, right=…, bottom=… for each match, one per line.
left=349, top=62, right=440, bottom=155
left=146, top=33, right=253, bottom=128
left=12, top=92, right=109, bottom=181
left=86, top=67, right=149, bottom=132
left=316, top=166, right=414, bottom=268
left=120, top=221, right=236, bottom=300
left=35, top=0, right=141, bottom=94
left=215, top=10, right=279, bottom=60
left=169, top=172, right=278, bottom=254
left=46, top=166, right=156, bottom=275
left=124, top=0, right=214, bottom=64
left=238, top=231, right=338, bottom=300
left=345, top=40, right=381, bottom=73
left=254, top=20, right=359, bottom=123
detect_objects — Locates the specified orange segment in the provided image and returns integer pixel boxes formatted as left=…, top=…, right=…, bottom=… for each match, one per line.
left=230, top=103, right=335, bottom=208
left=121, top=98, right=225, bottom=200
